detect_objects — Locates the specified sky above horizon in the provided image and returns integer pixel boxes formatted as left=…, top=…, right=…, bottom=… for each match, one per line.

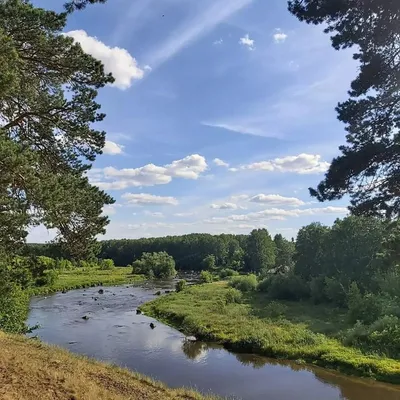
left=29, top=0, right=357, bottom=243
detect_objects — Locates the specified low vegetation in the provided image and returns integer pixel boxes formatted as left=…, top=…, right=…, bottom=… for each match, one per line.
left=142, top=283, right=400, bottom=384
left=0, top=332, right=217, bottom=400
left=131, top=251, right=177, bottom=279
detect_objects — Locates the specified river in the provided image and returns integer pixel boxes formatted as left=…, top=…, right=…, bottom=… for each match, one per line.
left=27, top=281, right=400, bottom=400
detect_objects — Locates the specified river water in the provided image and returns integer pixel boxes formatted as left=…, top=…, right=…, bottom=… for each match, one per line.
left=27, top=282, right=400, bottom=400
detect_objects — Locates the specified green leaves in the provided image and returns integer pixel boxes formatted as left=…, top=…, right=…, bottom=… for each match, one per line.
left=289, top=0, right=400, bottom=218
left=0, top=0, right=114, bottom=259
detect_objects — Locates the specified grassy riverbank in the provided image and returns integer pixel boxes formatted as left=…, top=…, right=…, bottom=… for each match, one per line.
left=0, top=332, right=217, bottom=400
left=30, top=267, right=145, bottom=295
left=141, top=283, right=400, bottom=384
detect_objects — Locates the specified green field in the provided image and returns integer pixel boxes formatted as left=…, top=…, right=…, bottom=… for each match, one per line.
left=30, top=267, right=145, bottom=295
left=142, top=282, right=400, bottom=384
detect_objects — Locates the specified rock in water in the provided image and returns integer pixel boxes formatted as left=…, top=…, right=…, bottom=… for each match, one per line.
left=82, top=315, right=89, bottom=320
left=98, top=289, right=104, bottom=294
left=150, top=322, right=156, bottom=329
left=136, top=309, right=142, bottom=315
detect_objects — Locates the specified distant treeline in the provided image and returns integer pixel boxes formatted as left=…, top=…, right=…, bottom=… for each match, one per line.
left=26, top=231, right=294, bottom=273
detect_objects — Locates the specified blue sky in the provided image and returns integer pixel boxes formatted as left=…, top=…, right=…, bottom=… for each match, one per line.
left=29, top=0, right=358, bottom=242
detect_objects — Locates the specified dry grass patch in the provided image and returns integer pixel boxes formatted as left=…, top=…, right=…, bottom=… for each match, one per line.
left=0, top=332, right=217, bottom=400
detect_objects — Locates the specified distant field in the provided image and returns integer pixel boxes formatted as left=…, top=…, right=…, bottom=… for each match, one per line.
left=30, top=267, right=145, bottom=295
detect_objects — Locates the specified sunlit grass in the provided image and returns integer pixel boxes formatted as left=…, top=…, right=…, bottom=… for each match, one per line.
left=142, top=282, right=400, bottom=384
left=30, top=267, right=145, bottom=295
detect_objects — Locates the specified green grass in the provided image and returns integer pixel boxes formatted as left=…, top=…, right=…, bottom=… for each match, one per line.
left=141, top=282, right=400, bottom=384
left=30, top=267, right=145, bottom=295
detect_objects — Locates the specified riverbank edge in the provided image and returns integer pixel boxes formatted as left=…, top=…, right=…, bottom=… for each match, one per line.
left=29, top=271, right=146, bottom=296
left=0, top=331, right=219, bottom=400
left=140, top=284, right=400, bottom=385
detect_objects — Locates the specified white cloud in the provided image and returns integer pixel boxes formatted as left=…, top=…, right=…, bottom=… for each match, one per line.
left=239, top=33, right=255, bottom=50
left=230, top=194, right=250, bottom=202
left=213, top=38, right=223, bottom=45
left=239, top=153, right=330, bottom=175
left=65, top=30, right=144, bottom=90
left=122, top=193, right=178, bottom=206
left=249, top=194, right=305, bottom=207
left=204, top=206, right=348, bottom=224
left=144, top=211, right=164, bottom=218
left=144, top=0, right=253, bottom=69
left=144, top=65, right=152, bottom=71
left=103, top=140, right=124, bottom=155
left=102, top=204, right=121, bottom=215
left=89, top=154, right=208, bottom=191
left=273, top=29, right=288, bottom=43
left=210, top=202, right=240, bottom=210
left=174, top=212, right=195, bottom=217
left=213, top=158, right=229, bottom=167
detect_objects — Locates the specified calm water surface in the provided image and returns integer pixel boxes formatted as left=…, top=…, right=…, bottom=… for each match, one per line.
left=27, top=282, right=400, bottom=400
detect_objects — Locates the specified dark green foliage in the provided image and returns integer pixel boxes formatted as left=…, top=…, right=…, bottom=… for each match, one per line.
left=175, top=279, right=187, bottom=293
left=289, top=0, right=400, bottom=219
left=309, top=276, right=328, bottom=304
left=219, top=268, right=239, bottom=279
left=99, top=233, right=246, bottom=271
left=294, top=223, right=329, bottom=280
left=202, top=254, right=216, bottom=270
left=258, top=274, right=309, bottom=301
left=347, top=283, right=384, bottom=325
left=324, top=277, right=348, bottom=308
left=199, top=270, right=213, bottom=284
left=274, top=234, right=295, bottom=270
left=229, top=274, right=257, bottom=292
left=0, top=0, right=114, bottom=259
left=132, top=252, right=176, bottom=279
left=342, top=316, right=400, bottom=359
left=245, top=229, right=276, bottom=274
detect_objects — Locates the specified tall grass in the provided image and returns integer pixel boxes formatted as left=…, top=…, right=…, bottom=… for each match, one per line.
left=142, top=282, right=400, bottom=384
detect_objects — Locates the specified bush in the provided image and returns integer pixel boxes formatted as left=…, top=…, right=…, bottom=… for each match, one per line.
left=35, top=269, right=59, bottom=287
left=259, top=274, right=309, bottom=301
left=262, top=301, right=288, bottom=319
left=229, top=274, right=257, bottom=292
left=175, top=279, right=187, bottom=292
left=324, top=277, right=347, bottom=307
left=225, top=288, right=242, bottom=304
left=99, top=258, right=115, bottom=270
left=132, top=252, right=176, bottom=279
left=199, top=270, right=213, bottom=283
left=0, top=280, right=29, bottom=334
left=309, top=276, right=328, bottom=304
left=342, top=316, right=400, bottom=359
left=347, top=283, right=384, bottom=324
left=202, top=254, right=216, bottom=270
left=219, top=268, right=239, bottom=279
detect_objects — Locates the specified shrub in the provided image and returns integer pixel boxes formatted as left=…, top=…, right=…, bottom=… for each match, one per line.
left=260, top=274, right=309, bottom=301
left=35, top=269, right=59, bottom=287
left=324, top=277, right=347, bottom=307
left=309, top=276, right=328, bottom=304
left=258, top=301, right=288, bottom=319
left=202, top=255, right=216, bottom=270
left=225, top=288, right=242, bottom=304
left=199, top=270, right=213, bottom=283
left=0, top=280, right=29, bottom=334
left=347, top=283, right=384, bottom=324
left=175, top=279, right=187, bottom=292
left=132, top=252, right=176, bottom=279
left=99, top=258, right=115, bottom=270
left=219, top=268, right=239, bottom=279
left=342, top=316, right=400, bottom=359
left=229, top=274, right=257, bottom=292
left=257, top=277, right=272, bottom=293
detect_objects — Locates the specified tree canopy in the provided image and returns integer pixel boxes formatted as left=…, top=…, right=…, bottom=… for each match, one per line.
left=0, top=0, right=114, bottom=259
left=289, top=0, right=400, bottom=218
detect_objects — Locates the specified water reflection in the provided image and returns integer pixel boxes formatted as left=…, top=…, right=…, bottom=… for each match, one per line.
left=28, top=284, right=400, bottom=400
